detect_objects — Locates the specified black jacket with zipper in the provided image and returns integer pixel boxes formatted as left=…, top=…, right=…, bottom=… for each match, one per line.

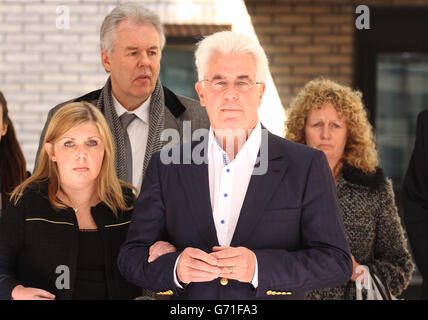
left=0, top=181, right=140, bottom=300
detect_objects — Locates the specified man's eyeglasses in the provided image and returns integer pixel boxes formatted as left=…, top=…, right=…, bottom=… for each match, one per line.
left=201, top=78, right=263, bottom=92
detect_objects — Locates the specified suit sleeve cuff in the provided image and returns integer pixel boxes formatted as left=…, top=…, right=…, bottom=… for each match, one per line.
left=251, top=254, right=259, bottom=288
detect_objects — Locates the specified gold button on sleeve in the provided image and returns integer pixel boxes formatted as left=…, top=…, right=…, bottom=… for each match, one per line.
left=156, top=290, right=173, bottom=295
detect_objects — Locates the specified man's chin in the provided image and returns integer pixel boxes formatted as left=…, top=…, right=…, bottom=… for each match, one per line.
left=214, top=122, right=253, bottom=134
left=131, top=87, right=154, bottom=101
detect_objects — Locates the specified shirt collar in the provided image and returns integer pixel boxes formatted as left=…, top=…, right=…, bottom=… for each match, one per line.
left=113, top=94, right=151, bottom=123
left=208, top=122, right=262, bottom=165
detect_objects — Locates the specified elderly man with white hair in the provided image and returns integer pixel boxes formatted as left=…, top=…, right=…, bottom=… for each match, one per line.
left=118, top=31, right=353, bottom=300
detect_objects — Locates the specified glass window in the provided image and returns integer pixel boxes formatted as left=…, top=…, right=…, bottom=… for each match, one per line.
left=160, top=43, right=199, bottom=100
left=376, top=53, right=428, bottom=191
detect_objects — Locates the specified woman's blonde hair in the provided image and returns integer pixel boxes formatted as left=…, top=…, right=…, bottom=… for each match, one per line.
left=285, top=77, right=378, bottom=174
left=12, top=101, right=136, bottom=216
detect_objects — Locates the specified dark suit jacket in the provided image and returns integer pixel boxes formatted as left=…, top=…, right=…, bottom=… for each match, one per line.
left=403, top=109, right=428, bottom=299
left=118, top=130, right=353, bottom=300
left=0, top=182, right=140, bottom=300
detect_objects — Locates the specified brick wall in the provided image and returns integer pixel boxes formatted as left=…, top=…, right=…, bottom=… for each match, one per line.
left=244, top=0, right=428, bottom=107
left=0, top=0, right=119, bottom=171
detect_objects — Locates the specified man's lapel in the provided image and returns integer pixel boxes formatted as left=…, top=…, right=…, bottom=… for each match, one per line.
left=176, top=130, right=290, bottom=248
left=231, top=132, right=289, bottom=246
left=177, top=137, right=219, bottom=248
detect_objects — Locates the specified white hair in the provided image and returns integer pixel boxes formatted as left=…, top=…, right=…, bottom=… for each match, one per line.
left=100, top=2, right=166, bottom=56
left=195, top=31, right=269, bottom=82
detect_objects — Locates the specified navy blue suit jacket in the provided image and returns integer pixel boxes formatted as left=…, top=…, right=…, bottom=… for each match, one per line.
left=118, top=130, right=353, bottom=299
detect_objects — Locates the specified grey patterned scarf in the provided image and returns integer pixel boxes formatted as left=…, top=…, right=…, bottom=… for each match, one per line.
left=96, top=77, right=165, bottom=182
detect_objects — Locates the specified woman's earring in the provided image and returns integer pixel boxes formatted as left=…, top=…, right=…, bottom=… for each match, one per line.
left=52, top=158, right=56, bottom=162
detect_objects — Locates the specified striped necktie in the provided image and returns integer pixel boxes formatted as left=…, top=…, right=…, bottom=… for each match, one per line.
left=119, top=112, right=137, bottom=185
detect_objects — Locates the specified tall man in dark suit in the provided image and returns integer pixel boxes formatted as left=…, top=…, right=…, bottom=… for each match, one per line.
left=118, top=31, right=353, bottom=299
left=403, top=109, right=428, bottom=299
left=35, top=2, right=209, bottom=190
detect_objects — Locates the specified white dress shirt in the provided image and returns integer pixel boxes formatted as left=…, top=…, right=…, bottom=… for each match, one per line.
left=113, top=95, right=151, bottom=192
left=208, top=123, right=261, bottom=247
left=174, top=122, right=261, bottom=288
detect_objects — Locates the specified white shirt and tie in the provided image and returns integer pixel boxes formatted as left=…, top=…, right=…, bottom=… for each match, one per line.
left=174, top=122, right=262, bottom=288
left=113, top=95, right=150, bottom=192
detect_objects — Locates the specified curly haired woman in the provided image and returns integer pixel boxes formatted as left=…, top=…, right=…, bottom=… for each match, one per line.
left=285, top=78, right=414, bottom=299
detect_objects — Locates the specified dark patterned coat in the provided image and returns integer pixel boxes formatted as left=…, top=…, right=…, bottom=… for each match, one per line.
left=306, top=164, right=414, bottom=300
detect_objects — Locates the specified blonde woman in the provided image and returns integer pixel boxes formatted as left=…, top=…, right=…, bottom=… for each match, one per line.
left=285, top=78, right=414, bottom=299
left=0, top=102, right=140, bottom=300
